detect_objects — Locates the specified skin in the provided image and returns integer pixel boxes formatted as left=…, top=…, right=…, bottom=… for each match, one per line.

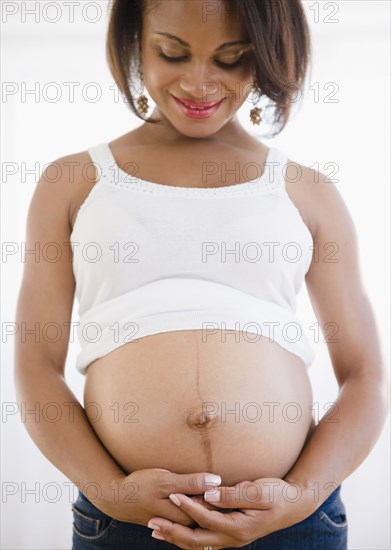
left=138, top=0, right=257, bottom=142
left=124, top=1, right=389, bottom=548
left=14, top=1, right=389, bottom=549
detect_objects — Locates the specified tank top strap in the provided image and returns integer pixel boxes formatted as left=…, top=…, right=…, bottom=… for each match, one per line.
left=87, top=142, right=117, bottom=181
left=265, top=147, right=289, bottom=192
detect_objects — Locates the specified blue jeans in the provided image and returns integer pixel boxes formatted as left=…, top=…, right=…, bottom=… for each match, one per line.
left=71, top=484, right=347, bottom=549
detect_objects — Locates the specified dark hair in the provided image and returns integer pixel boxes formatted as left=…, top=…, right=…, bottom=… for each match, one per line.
left=106, top=0, right=312, bottom=135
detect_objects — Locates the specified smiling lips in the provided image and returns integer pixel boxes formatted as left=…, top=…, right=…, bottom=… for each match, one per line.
left=174, top=96, right=223, bottom=109
left=172, top=94, right=224, bottom=118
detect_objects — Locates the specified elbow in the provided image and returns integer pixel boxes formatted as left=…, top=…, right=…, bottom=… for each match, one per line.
left=367, top=372, right=390, bottom=420
left=340, top=364, right=390, bottom=417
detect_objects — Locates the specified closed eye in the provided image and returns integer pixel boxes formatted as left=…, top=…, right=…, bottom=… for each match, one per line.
left=158, top=51, right=244, bottom=69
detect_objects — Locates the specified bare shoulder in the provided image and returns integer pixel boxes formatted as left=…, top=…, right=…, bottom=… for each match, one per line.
left=43, top=149, right=98, bottom=231
left=34, top=149, right=97, bottom=229
left=284, top=158, right=352, bottom=243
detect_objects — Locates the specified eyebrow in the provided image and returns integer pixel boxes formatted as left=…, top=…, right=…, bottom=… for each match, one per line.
left=153, top=32, right=251, bottom=51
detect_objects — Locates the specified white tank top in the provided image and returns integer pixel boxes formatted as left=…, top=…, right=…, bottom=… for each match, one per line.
left=70, top=142, right=316, bottom=375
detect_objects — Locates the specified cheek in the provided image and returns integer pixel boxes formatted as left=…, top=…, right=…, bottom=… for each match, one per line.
left=219, top=59, right=255, bottom=101
left=144, top=63, right=178, bottom=91
left=224, top=74, right=254, bottom=105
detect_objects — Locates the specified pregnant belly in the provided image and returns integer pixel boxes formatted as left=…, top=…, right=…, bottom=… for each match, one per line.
left=83, top=330, right=316, bottom=486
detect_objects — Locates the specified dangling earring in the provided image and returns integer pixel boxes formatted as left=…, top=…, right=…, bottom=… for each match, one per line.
left=250, top=105, right=262, bottom=125
left=249, top=85, right=262, bottom=125
left=136, top=64, right=149, bottom=115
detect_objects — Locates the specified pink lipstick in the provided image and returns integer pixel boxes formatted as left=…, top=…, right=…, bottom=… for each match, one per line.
left=172, top=94, right=224, bottom=119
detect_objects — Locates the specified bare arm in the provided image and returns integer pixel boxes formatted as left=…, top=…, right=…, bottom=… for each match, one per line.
left=13, top=153, right=126, bottom=505
left=13, top=153, right=224, bottom=527
left=283, top=168, right=390, bottom=509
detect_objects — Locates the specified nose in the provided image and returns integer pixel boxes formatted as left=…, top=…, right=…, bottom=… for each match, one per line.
left=179, top=61, right=219, bottom=100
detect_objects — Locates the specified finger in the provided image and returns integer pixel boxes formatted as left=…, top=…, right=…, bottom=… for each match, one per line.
left=150, top=521, right=228, bottom=549
left=149, top=494, right=259, bottom=547
left=171, top=472, right=222, bottom=495
left=169, top=492, right=244, bottom=532
left=189, top=494, right=224, bottom=512
left=204, top=481, right=273, bottom=509
left=149, top=493, right=242, bottom=533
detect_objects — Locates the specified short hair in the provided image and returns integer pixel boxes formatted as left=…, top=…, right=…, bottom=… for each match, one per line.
left=106, top=0, right=312, bottom=136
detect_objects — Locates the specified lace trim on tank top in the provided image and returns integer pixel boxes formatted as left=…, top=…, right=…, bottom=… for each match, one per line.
left=90, top=142, right=288, bottom=198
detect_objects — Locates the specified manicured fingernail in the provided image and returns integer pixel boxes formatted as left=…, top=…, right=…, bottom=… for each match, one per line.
left=169, top=493, right=181, bottom=506
left=204, top=489, right=221, bottom=502
left=147, top=522, right=161, bottom=530
left=205, top=474, right=221, bottom=485
left=151, top=531, right=166, bottom=540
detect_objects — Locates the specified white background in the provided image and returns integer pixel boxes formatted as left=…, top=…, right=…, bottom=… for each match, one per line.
left=1, top=1, right=390, bottom=548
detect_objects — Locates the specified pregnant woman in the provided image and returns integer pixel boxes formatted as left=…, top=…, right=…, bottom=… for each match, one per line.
left=14, top=0, right=389, bottom=549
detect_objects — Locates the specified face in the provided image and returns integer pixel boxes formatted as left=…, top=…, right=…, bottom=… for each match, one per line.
left=140, top=0, right=256, bottom=140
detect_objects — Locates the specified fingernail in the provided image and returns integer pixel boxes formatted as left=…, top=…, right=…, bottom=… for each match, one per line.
left=205, top=474, right=222, bottom=485
left=204, top=489, right=221, bottom=502
left=169, top=493, right=181, bottom=506
left=147, top=522, right=161, bottom=531
left=151, top=531, right=166, bottom=540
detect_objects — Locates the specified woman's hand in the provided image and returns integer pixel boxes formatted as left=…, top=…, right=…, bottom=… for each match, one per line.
left=187, top=494, right=237, bottom=519
left=98, top=468, right=223, bottom=527
left=147, top=477, right=316, bottom=549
